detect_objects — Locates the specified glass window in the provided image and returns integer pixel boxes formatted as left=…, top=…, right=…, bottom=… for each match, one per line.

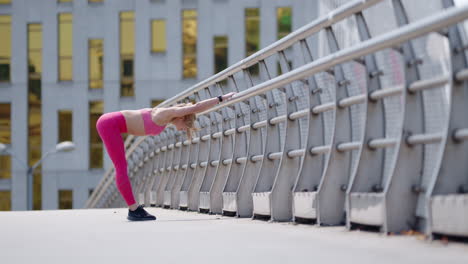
left=0, top=103, right=11, bottom=144
left=89, top=39, right=103, bottom=89
left=277, top=7, right=292, bottom=40
left=214, top=36, right=228, bottom=74
left=152, top=20, right=166, bottom=53
left=58, top=110, right=72, bottom=142
left=120, top=12, right=134, bottom=97
left=245, top=8, right=260, bottom=75
left=245, top=8, right=260, bottom=56
left=182, top=10, right=197, bottom=79
left=58, top=190, right=73, bottom=209
left=59, top=13, right=73, bottom=81
left=0, top=156, right=11, bottom=180
left=0, top=103, right=11, bottom=180
left=89, top=101, right=103, bottom=169
left=151, top=99, right=164, bottom=108
left=0, top=16, right=11, bottom=82
left=88, top=0, right=103, bottom=2
left=0, top=191, right=11, bottom=211
left=88, top=189, right=94, bottom=197
left=58, top=0, right=72, bottom=3
left=28, top=24, right=42, bottom=210
left=0, top=0, right=11, bottom=4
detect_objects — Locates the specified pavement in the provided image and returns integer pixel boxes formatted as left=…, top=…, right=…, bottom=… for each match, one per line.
left=0, top=207, right=467, bottom=264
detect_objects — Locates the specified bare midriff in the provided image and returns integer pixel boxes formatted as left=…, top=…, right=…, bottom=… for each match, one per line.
left=120, top=110, right=146, bottom=136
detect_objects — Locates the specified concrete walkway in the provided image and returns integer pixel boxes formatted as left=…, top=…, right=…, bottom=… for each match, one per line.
left=0, top=208, right=467, bottom=264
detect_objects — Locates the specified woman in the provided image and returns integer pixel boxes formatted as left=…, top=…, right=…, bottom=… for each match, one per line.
left=96, top=92, right=236, bottom=221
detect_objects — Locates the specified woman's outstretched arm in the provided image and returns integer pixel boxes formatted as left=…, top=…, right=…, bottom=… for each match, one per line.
left=169, top=92, right=236, bottom=118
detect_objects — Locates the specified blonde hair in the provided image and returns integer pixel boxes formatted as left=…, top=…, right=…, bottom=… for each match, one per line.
left=171, top=103, right=199, bottom=140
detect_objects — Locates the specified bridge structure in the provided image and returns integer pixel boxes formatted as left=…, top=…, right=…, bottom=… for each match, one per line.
left=86, top=0, right=468, bottom=240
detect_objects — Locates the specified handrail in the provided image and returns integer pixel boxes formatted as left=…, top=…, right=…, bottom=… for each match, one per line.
left=197, top=4, right=468, bottom=116
left=86, top=0, right=386, bottom=208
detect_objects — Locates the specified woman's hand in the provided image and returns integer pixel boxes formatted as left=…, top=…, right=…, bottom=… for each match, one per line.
left=222, top=92, right=236, bottom=102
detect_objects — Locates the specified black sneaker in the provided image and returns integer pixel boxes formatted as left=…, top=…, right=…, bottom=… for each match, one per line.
left=127, top=205, right=157, bottom=221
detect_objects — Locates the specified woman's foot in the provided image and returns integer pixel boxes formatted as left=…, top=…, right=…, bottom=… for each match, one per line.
left=127, top=205, right=157, bottom=221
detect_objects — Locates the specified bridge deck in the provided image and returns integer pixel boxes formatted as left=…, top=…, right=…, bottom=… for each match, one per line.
left=1, top=208, right=467, bottom=264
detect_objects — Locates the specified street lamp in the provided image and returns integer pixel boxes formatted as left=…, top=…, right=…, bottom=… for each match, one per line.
left=0, top=141, right=76, bottom=210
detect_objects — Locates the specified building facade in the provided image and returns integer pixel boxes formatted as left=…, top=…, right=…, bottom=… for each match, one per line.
left=0, top=0, right=319, bottom=210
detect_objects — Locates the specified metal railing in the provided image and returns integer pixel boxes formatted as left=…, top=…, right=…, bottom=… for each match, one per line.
left=86, top=0, right=468, bottom=238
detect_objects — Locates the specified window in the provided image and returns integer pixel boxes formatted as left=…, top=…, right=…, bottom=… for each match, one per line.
left=245, top=8, right=260, bottom=75
left=151, top=99, right=165, bottom=108
left=0, top=103, right=11, bottom=144
left=151, top=20, right=166, bottom=53
left=58, top=13, right=73, bottom=81
left=89, top=39, right=103, bottom=89
left=182, top=10, right=197, bottom=79
left=58, top=0, right=72, bottom=3
left=277, top=7, right=292, bottom=40
left=0, top=103, right=11, bottom=180
left=245, top=8, right=260, bottom=56
left=277, top=7, right=292, bottom=76
left=0, top=155, right=10, bottom=180
left=0, top=16, right=11, bottom=82
left=88, top=0, right=103, bottom=2
left=58, top=110, right=72, bottom=142
left=88, top=189, right=94, bottom=197
left=120, top=12, right=134, bottom=97
left=89, top=101, right=103, bottom=169
left=214, top=36, right=228, bottom=74
left=0, top=191, right=11, bottom=211
left=58, top=190, right=73, bottom=209
left=0, top=0, right=11, bottom=4
left=28, top=24, right=42, bottom=210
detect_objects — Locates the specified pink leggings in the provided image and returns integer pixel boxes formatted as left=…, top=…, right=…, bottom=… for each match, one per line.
left=96, top=112, right=136, bottom=206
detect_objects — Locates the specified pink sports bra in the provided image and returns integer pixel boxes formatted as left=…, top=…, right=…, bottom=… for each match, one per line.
left=140, top=108, right=166, bottom=136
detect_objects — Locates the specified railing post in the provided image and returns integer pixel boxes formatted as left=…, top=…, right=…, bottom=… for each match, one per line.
left=222, top=76, right=251, bottom=216
left=187, top=89, right=212, bottom=211
left=199, top=85, right=225, bottom=213
left=235, top=69, right=268, bottom=217
left=291, top=39, right=326, bottom=222
left=345, top=11, right=387, bottom=230
left=315, top=26, right=354, bottom=226
left=251, top=60, right=286, bottom=219
left=425, top=0, right=468, bottom=237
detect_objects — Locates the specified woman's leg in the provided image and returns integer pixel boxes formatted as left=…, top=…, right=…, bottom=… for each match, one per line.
left=96, top=112, right=137, bottom=209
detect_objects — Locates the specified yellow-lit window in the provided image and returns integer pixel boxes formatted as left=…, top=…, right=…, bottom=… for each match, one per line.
left=214, top=36, right=228, bottom=74
left=0, top=0, right=11, bottom=4
left=58, top=110, right=72, bottom=142
left=245, top=8, right=259, bottom=75
left=245, top=8, right=260, bottom=56
left=58, top=0, right=72, bottom=3
left=151, top=20, right=166, bottom=53
left=182, top=10, right=197, bottom=79
left=151, top=99, right=164, bottom=108
left=58, top=190, right=73, bottom=209
left=120, top=12, right=134, bottom=97
left=0, top=103, right=10, bottom=144
left=0, top=103, right=11, bottom=180
left=89, top=39, right=103, bottom=89
left=59, top=13, right=73, bottom=81
left=28, top=24, right=42, bottom=210
left=89, top=101, right=103, bottom=169
left=0, top=16, right=11, bottom=82
left=277, top=7, right=292, bottom=40
left=88, top=0, right=103, bottom=3
left=0, top=191, right=11, bottom=211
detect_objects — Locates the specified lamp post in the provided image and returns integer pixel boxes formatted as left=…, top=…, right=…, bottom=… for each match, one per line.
left=0, top=141, right=76, bottom=210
